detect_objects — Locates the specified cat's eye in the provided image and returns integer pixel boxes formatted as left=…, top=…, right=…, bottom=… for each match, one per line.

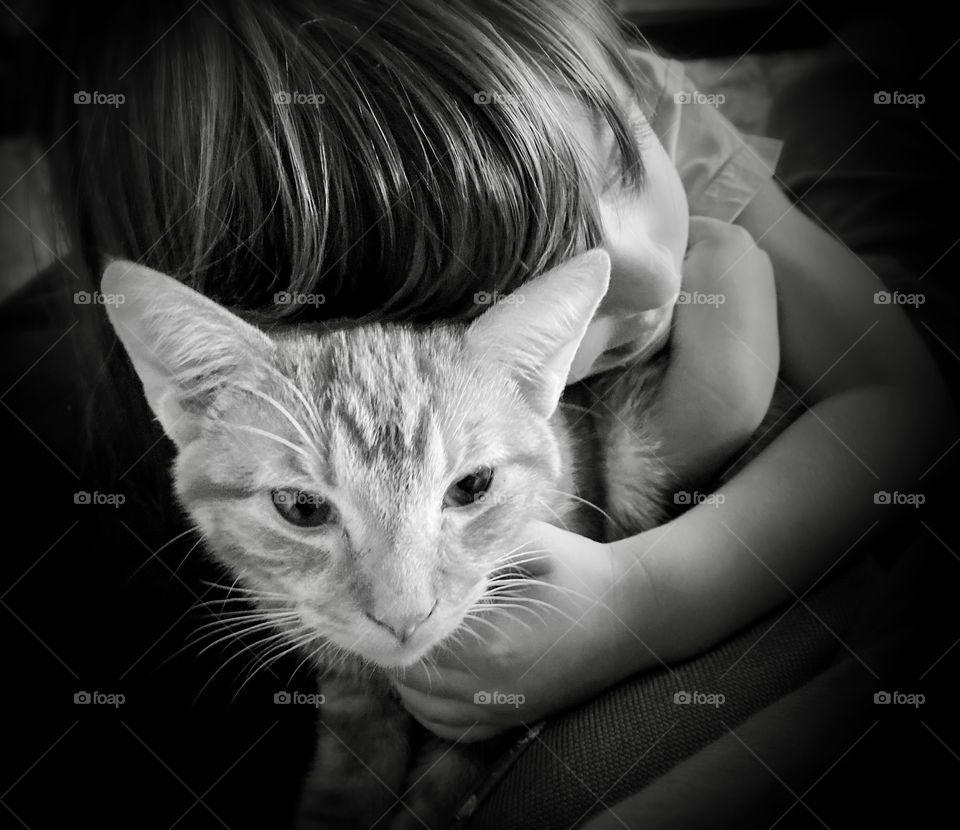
left=443, top=466, right=494, bottom=508
left=271, top=488, right=336, bottom=528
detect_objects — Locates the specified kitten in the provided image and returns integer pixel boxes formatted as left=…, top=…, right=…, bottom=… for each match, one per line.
left=103, top=250, right=670, bottom=829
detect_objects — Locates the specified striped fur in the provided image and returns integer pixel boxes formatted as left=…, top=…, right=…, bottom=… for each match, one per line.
left=102, top=251, right=676, bottom=829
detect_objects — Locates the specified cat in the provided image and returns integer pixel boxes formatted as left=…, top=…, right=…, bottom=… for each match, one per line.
left=102, top=249, right=678, bottom=829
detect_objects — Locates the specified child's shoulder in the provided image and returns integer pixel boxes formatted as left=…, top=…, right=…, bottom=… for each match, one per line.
left=627, top=47, right=782, bottom=224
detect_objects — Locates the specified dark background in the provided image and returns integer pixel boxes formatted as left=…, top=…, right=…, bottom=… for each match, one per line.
left=1, top=1, right=958, bottom=828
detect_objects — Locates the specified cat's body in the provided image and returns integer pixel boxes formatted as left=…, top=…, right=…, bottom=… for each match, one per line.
left=102, top=250, right=693, bottom=829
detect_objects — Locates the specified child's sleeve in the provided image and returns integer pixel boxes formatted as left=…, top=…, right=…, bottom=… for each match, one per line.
left=630, top=48, right=782, bottom=222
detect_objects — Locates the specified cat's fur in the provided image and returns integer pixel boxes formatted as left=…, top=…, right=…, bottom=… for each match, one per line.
left=103, top=250, right=678, bottom=829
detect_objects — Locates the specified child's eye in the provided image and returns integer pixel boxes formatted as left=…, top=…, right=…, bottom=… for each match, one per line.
left=271, top=488, right=337, bottom=528
left=443, top=467, right=494, bottom=508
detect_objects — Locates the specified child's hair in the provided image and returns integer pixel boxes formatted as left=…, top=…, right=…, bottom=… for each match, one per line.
left=45, top=0, right=646, bottom=321
left=37, top=0, right=649, bottom=480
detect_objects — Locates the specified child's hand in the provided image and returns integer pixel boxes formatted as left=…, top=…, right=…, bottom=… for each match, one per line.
left=655, top=216, right=779, bottom=485
left=394, top=521, right=654, bottom=742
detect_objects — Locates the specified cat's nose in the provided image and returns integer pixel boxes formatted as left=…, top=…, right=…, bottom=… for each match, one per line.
left=365, top=600, right=438, bottom=644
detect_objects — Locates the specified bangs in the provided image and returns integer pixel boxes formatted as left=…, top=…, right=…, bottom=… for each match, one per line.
left=53, top=0, right=646, bottom=323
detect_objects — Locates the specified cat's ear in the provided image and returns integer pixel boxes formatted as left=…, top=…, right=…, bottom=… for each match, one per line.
left=465, top=249, right=610, bottom=417
left=101, top=260, right=274, bottom=448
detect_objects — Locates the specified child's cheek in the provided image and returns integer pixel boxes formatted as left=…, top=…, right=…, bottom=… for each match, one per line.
left=599, top=122, right=688, bottom=314
left=641, top=134, right=690, bottom=276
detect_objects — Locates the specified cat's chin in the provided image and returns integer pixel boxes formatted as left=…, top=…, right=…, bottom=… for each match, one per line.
left=358, top=636, right=442, bottom=670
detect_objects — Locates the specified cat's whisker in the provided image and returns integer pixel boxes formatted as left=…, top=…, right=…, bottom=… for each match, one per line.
left=187, top=619, right=296, bottom=649
left=194, top=618, right=300, bottom=656
left=222, top=631, right=316, bottom=700
left=259, top=630, right=321, bottom=671
left=234, top=383, right=321, bottom=458
left=198, top=581, right=290, bottom=599
left=543, top=487, right=623, bottom=534
left=190, top=612, right=299, bottom=639
left=289, top=635, right=336, bottom=679
left=409, top=652, right=442, bottom=689
left=485, top=559, right=553, bottom=582
left=449, top=614, right=493, bottom=649
left=192, top=628, right=297, bottom=706
left=473, top=604, right=536, bottom=632
left=480, top=600, right=546, bottom=625
left=491, top=542, right=546, bottom=564
left=127, top=527, right=199, bottom=581
left=176, top=534, right=209, bottom=573
left=197, top=607, right=293, bottom=621
left=459, top=611, right=510, bottom=640
left=485, top=592, right=582, bottom=625
left=160, top=606, right=294, bottom=666
left=257, top=363, right=326, bottom=443
left=440, top=629, right=468, bottom=655
left=485, top=576, right=595, bottom=603
left=234, top=631, right=319, bottom=702
left=220, top=421, right=311, bottom=459
left=535, top=498, right=570, bottom=532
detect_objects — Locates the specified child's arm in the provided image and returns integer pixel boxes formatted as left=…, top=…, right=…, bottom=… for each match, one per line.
left=397, top=181, right=954, bottom=739
left=651, top=214, right=780, bottom=489
left=618, top=180, right=955, bottom=660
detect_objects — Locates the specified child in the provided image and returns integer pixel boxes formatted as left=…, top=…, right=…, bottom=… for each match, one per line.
left=46, top=0, right=951, bottom=753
